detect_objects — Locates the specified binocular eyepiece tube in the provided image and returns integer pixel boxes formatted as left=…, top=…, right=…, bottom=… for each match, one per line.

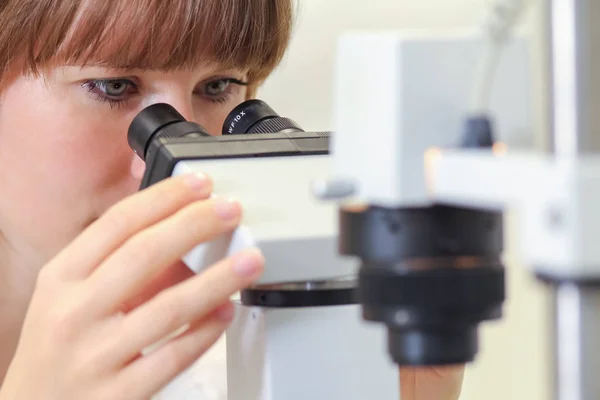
left=128, top=99, right=305, bottom=161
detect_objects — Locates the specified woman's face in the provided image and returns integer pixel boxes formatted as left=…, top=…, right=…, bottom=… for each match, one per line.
left=0, top=64, right=247, bottom=267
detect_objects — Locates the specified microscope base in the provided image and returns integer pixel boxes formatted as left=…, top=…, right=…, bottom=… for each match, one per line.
left=226, top=302, right=400, bottom=400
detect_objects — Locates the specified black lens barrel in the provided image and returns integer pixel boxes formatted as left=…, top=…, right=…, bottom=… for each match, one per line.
left=340, top=205, right=506, bottom=365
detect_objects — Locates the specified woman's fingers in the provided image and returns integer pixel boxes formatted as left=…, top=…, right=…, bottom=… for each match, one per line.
left=119, top=260, right=194, bottom=313
left=50, top=173, right=213, bottom=279
left=87, top=197, right=243, bottom=315
left=113, top=248, right=264, bottom=363
left=116, top=303, right=235, bottom=399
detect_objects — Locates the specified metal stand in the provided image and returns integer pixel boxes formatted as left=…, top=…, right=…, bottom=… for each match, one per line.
left=549, top=284, right=600, bottom=400
left=546, top=1, right=600, bottom=399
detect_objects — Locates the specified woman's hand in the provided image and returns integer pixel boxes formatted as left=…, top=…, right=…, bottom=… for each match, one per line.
left=0, top=173, right=262, bottom=400
left=400, top=365, right=465, bottom=400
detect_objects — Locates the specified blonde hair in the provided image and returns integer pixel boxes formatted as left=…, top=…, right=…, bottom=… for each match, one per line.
left=0, top=0, right=295, bottom=93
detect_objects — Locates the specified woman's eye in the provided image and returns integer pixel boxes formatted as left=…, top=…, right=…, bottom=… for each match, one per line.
left=82, top=78, right=139, bottom=108
left=98, top=80, right=131, bottom=97
left=204, top=79, right=231, bottom=96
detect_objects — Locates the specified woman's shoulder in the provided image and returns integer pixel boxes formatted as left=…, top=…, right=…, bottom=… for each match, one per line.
left=153, top=336, right=228, bottom=400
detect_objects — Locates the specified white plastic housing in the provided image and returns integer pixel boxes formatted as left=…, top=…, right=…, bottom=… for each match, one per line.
left=330, top=31, right=532, bottom=207
left=172, top=155, right=356, bottom=285
left=226, top=303, right=400, bottom=400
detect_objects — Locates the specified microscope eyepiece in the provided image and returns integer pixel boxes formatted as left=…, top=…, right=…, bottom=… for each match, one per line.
left=222, top=99, right=304, bottom=134
left=128, top=103, right=210, bottom=160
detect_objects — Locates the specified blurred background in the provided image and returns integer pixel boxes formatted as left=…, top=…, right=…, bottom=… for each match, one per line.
left=257, top=1, right=553, bottom=400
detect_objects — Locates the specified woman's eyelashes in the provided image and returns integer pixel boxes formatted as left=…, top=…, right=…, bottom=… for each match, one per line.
left=81, top=77, right=248, bottom=108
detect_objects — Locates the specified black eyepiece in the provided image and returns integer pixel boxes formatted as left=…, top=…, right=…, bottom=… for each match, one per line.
left=223, top=99, right=304, bottom=134
left=128, top=103, right=210, bottom=160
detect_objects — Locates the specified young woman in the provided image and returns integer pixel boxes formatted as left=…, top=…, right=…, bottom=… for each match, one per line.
left=0, top=0, right=464, bottom=398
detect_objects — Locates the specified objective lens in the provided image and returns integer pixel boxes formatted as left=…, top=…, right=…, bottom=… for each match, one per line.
left=340, top=205, right=506, bottom=366
left=222, top=99, right=304, bottom=134
left=128, top=103, right=210, bottom=160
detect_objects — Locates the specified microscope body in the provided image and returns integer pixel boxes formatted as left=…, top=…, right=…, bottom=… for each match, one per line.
left=132, top=31, right=530, bottom=399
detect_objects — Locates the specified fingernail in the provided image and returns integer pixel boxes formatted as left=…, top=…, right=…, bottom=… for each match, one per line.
left=217, top=304, right=235, bottom=322
left=184, top=173, right=209, bottom=191
left=214, top=197, right=241, bottom=220
left=233, top=249, right=264, bottom=277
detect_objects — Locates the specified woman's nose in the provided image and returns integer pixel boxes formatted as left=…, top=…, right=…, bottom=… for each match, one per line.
left=130, top=155, right=146, bottom=180
left=164, top=99, right=195, bottom=122
left=156, top=98, right=221, bottom=137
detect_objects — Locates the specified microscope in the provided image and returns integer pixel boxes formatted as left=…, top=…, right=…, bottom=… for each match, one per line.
left=128, top=0, right=600, bottom=399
